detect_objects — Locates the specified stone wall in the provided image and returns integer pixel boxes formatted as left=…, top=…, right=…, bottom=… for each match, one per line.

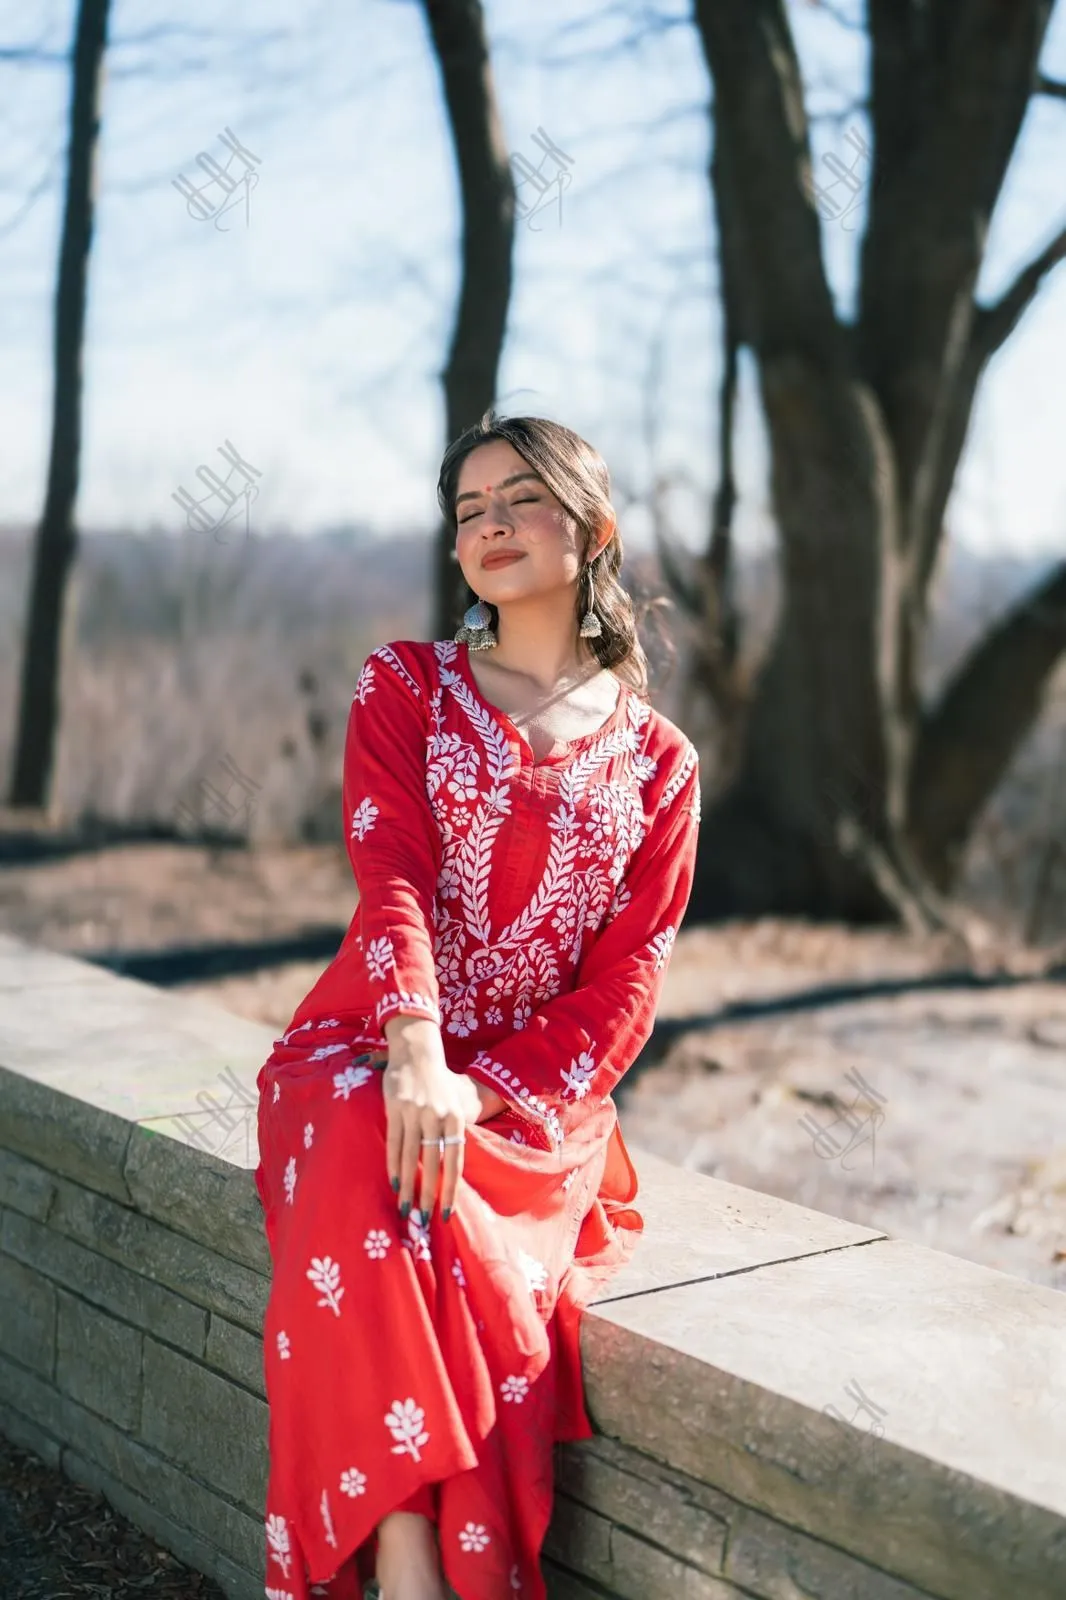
left=0, top=933, right=1063, bottom=1599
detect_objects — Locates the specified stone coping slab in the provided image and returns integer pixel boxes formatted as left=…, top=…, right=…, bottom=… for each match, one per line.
left=2, top=934, right=1065, bottom=1600
left=584, top=1237, right=1066, bottom=1600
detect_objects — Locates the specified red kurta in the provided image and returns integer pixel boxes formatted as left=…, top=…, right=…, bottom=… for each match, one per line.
left=254, top=636, right=700, bottom=1600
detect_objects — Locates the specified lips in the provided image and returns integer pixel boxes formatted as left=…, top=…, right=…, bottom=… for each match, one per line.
left=481, top=551, right=524, bottom=569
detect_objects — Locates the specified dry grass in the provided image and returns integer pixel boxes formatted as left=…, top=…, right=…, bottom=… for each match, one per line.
left=0, top=523, right=1063, bottom=940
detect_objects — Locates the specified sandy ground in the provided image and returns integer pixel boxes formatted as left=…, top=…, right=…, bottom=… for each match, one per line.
left=1, top=832, right=1063, bottom=1293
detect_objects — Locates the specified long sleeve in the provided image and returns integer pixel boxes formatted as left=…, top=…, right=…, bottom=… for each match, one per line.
left=464, top=743, right=701, bottom=1150
left=343, top=644, right=443, bottom=1031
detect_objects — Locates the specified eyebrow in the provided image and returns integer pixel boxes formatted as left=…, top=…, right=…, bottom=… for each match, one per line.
left=455, top=471, right=543, bottom=507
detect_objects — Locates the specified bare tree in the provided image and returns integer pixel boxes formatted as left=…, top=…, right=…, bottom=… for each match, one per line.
left=8, top=0, right=112, bottom=811
left=686, top=0, right=1066, bottom=932
left=419, top=0, right=516, bottom=638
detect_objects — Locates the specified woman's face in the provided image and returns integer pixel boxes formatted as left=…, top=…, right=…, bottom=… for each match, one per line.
left=454, top=439, right=587, bottom=604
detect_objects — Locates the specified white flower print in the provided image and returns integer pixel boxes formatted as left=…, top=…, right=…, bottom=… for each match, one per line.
left=283, top=1155, right=297, bottom=1205
left=316, top=1017, right=343, bottom=1029
left=309, top=1042, right=348, bottom=1062
left=272, top=1079, right=281, bottom=1103
left=364, top=1228, right=391, bottom=1260
left=307, top=1255, right=345, bottom=1315
left=500, top=1375, right=530, bottom=1403
left=459, top=1522, right=491, bottom=1553
left=561, top=1048, right=596, bottom=1100
left=649, top=924, right=676, bottom=970
left=485, top=1004, right=503, bottom=1026
left=513, top=1000, right=532, bottom=1029
left=340, top=1466, right=368, bottom=1497
left=517, top=1249, right=549, bottom=1295
left=386, top=1397, right=430, bottom=1461
left=332, top=1062, right=374, bottom=1099
left=350, top=796, right=379, bottom=840
left=276, top=1329, right=291, bottom=1360
left=437, top=863, right=462, bottom=900
left=266, top=1588, right=295, bottom=1599
left=452, top=1259, right=467, bottom=1288
left=265, top=1513, right=293, bottom=1578
left=303, top=1121, right=314, bottom=1149
left=445, top=1003, right=479, bottom=1039
left=366, top=934, right=395, bottom=980
left=401, top=1210, right=432, bottom=1263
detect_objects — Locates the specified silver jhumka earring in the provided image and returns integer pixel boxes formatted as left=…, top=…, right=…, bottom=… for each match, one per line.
left=579, top=565, right=603, bottom=638
left=453, top=597, right=498, bottom=650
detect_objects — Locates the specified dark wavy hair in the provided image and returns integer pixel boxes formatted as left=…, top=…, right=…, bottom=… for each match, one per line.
left=436, top=410, right=652, bottom=698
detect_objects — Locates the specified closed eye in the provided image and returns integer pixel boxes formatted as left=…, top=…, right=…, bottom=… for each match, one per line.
left=459, top=496, right=539, bottom=525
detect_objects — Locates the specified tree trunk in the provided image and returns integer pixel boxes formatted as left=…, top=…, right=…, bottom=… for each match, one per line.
left=419, top=0, right=515, bottom=639
left=8, top=0, right=111, bottom=810
left=689, top=0, right=1064, bottom=924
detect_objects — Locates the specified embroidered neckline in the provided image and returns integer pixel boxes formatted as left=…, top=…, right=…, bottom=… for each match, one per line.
left=452, top=641, right=629, bottom=768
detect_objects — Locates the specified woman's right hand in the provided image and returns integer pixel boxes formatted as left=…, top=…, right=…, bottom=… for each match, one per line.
left=382, top=1015, right=479, bottom=1224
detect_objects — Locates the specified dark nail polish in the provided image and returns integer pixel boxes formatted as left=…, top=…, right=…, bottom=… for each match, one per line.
left=442, top=1207, right=451, bottom=1223
left=400, top=1201, right=410, bottom=1219
left=391, top=1176, right=400, bottom=1193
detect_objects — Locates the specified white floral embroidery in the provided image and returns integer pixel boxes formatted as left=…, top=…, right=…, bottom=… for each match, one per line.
left=276, top=1329, right=291, bottom=1360
left=307, top=1255, right=345, bottom=1315
left=452, top=1259, right=467, bottom=1288
left=272, top=1079, right=281, bottom=1103
left=340, top=1467, right=367, bottom=1496
left=265, top=1513, right=293, bottom=1578
left=649, top=925, right=676, bottom=970
left=354, top=659, right=376, bottom=703
left=375, top=989, right=442, bottom=1026
left=283, top=1155, right=297, bottom=1205
left=401, top=1211, right=432, bottom=1263
left=350, top=797, right=379, bottom=840
left=320, top=1486, right=338, bottom=1548
left=364, top=1229, right=391, bottom=1259
left=660, top=742, right=698, bottom=809
left=517, top=1249, right=549, bottom=1295
left=366, top=934, right=395, bottom=980
left=303, top=1121, right=314, bottom=1148
left=309, top=1042, right=348, bottom=1061
left=500, top=1375, right=530, bottom=1403
left=332, top=1062, right=375, bottom=1099
left=386, top=1397, right=429, bottom=1461
left=561, top=1048, right=596, bottom=1101
left=459, top=1522, right=491, bottom=1552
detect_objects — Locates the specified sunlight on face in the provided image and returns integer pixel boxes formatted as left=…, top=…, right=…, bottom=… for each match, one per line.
left=454, top=440, right=583, bottom=599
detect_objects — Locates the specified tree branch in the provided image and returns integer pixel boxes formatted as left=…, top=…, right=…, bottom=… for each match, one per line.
left=909, top=557, right=1066, bottom=888
left=975, top=221, right=1066, bottom=360
left=1036, top=73, right=1066, bottom=99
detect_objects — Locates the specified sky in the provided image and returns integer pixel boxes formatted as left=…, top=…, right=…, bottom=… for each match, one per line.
left=1, top=0, right=1065, bottom=560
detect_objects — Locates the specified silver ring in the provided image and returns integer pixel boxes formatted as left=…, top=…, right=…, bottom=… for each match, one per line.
left=420, top=1135, right=466, bottom=1146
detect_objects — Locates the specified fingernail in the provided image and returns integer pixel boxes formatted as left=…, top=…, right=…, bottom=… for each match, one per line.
left=391, top=1176, right=400, bottom=1193
left=442, top=1207, right=451, bottom=1223
left=400, top=1201, right=410, bottom=1219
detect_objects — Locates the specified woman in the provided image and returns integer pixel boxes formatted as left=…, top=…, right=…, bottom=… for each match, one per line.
left=254, top=412, right=701, bottom=1600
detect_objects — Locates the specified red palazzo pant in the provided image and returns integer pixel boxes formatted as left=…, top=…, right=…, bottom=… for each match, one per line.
left=253, top=1028, right=631, bottom=1600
